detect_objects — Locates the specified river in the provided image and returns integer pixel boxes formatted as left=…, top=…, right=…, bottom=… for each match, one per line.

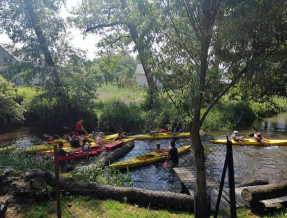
left=1, top=112, right=287, bottom=192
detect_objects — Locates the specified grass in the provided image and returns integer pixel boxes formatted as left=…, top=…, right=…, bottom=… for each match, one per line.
left=97, top=84, right=146, bottom=104
left=22, top=196, right=194, bottom=218
left=19, top=197, right=287, bottom=218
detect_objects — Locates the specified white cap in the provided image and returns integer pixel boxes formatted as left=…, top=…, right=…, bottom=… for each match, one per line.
left=233, top=131, right=238, bottom=134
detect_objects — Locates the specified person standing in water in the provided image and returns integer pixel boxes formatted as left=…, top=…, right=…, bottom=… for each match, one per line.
left=168, top=141, right=179, bottom=165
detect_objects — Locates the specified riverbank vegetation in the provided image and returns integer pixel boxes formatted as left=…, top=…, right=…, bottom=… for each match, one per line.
left=1, top=75, right=286, bottom=134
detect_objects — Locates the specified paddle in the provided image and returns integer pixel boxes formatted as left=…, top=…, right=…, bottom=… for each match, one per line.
left=253, top=126, right=259, bottom=132
left=247, top=127, right=259, bottom=137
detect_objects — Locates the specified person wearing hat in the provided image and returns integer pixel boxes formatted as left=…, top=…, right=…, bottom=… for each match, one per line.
left=231, top=131, right=245, bottom=142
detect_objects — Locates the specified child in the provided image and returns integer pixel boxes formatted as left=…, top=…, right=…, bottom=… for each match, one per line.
left=82, top=139, right=90, bottom=151
left=230, top=131, right=245, bottom=142
left=96, top=132, right=104, bottom=146
left=70, top=135, right=81, bottom=148
left=155, top=143, right=162, bottom=153
left=113, top=131, right=127, bottom=141
left=63, top=133, right=71, bottom=142
left=58, top=142, right=68, bottom=156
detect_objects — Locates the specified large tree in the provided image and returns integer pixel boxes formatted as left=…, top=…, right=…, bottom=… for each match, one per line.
left=150, top=0, right=287, bottom=216
left=0, top=0, right=102, bottom=126
left=70, top=0, right=157, bottom=91
left=0, top=0, right=68, bottom=91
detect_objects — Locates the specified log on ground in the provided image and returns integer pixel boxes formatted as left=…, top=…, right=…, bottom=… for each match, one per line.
left=25, top=169, right=194, bottom=211
left=241, top=180, right=287, bottom=202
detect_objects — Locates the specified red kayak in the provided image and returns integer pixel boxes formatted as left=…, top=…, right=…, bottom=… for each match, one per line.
left=46, top=141, right=124, bottom=162
left=103, top=141, right=124, bottom=150
left=58, top=147, right=103, bottom=162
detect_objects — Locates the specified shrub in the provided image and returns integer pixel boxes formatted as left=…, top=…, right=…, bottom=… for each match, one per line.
left=203, top=100, right=256, bottom=130
left=98, top=101, right=143, bottom=132
left=0, top=75, right=25, bottom=126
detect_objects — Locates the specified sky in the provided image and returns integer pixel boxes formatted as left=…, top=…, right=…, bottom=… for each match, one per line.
left=0, top=0, right=99, bottom=60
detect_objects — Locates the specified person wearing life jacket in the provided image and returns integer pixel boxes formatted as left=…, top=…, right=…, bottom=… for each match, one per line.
left=254, top=132, right=269, bottom=146
left=230, top=131, right=245, bottom=142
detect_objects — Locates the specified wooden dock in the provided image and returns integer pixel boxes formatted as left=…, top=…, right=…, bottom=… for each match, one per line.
left=174, top=167, right=287, bottom=211
left=173, top=167, right=248, bottom=210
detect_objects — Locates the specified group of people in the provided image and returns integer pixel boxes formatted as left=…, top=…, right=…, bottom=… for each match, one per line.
left=231, top=130, right=269, bottom=146
left=58, top=119, right=104, bottom=156
left=155, top=141, right=179, bottom=165
left=58, top=118, right=131, bottom=156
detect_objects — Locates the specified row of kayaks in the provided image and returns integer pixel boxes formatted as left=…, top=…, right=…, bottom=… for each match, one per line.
left=2, top=131, right=287, bottom=169
left=0, top=132, right=192, bottom=169
left=0, top=132, right=191, bottom=154
left=210, top=138, right=287, bottom=146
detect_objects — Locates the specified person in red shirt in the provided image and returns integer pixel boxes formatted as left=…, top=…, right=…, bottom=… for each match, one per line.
left=76, top=119, right=87, bottom=135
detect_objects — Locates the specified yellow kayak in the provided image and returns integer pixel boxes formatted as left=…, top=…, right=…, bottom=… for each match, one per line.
left=41, top=137, right=135, bottom=154
left=109, top=145, right=191, bottom=169
left=0, top=146, right=17, bottom=153
left=23, top=139, right=70, bottom=153
left=210, top=138, right=287, bottom=146
left=103, top=133, right=118, bottom=141
left=133, top=132, right=190, bottom=140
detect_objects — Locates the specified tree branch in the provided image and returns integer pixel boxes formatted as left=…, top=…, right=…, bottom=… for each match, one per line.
left=200, top=39, right=287, bottom=126
left=86, top=22, right=122, bottom=33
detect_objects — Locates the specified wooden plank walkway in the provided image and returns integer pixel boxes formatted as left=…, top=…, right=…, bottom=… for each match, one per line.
left=173, top=167, right=249, bottom=211
left=174, top=167, right=287, bottom=211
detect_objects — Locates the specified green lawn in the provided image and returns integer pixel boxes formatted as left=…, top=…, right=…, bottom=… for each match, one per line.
left=97, top=84, right=146, bottom=104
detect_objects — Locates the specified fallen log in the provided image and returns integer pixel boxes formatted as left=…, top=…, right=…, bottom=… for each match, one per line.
left=25, top=169, right=194, bottom=211
left=238, top=179, right=269, bottom=187
left=241, top=180, right=287, bottom=202
left=99, top=142, right=135, bottom=166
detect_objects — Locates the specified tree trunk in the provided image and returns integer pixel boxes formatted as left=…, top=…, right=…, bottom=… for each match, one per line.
left=23, top=0, right=62, bottom=89
left=120, top=0, right=156, bottom=91
left=241, top=180, right=287, bottom=202
left=191, top=127, right=209, bottom=217
left=25, top=169, right=194, bottom=211
left=98, top=142, right=135, bottom=166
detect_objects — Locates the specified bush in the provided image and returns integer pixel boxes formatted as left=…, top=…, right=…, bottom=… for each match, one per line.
left=251, top=97, right=287, bottom=118
left=203, top=100, right=256, bottom=130
left=23, top=91, right=97, bottom=131
left=98, top=101, right=143, bottom=132
left=0, top=75, right=25, bottom=126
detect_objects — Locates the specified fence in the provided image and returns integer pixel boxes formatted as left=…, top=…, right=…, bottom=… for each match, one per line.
left=47, top=136, right=234, bottom=217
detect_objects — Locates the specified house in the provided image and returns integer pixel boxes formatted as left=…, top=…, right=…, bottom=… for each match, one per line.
left=135, top=64, right=163, bottom=88
left=135, top=64, right=149, bottom=87
left=0, top=45, right=16, bottom=73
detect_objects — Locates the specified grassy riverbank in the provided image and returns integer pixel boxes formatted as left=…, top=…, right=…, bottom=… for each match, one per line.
left=15, top=196, right=287, bottom=218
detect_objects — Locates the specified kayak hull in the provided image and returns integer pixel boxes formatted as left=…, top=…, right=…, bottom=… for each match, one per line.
left=133, top=132, right=190, bottom=140
left=109, top=145, right=191, bottom=169
left=58, top=148, right=103, bottom=162
left=24, top=139, right=69, bottom=153
left=210, top=138, right=287, bottom=146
